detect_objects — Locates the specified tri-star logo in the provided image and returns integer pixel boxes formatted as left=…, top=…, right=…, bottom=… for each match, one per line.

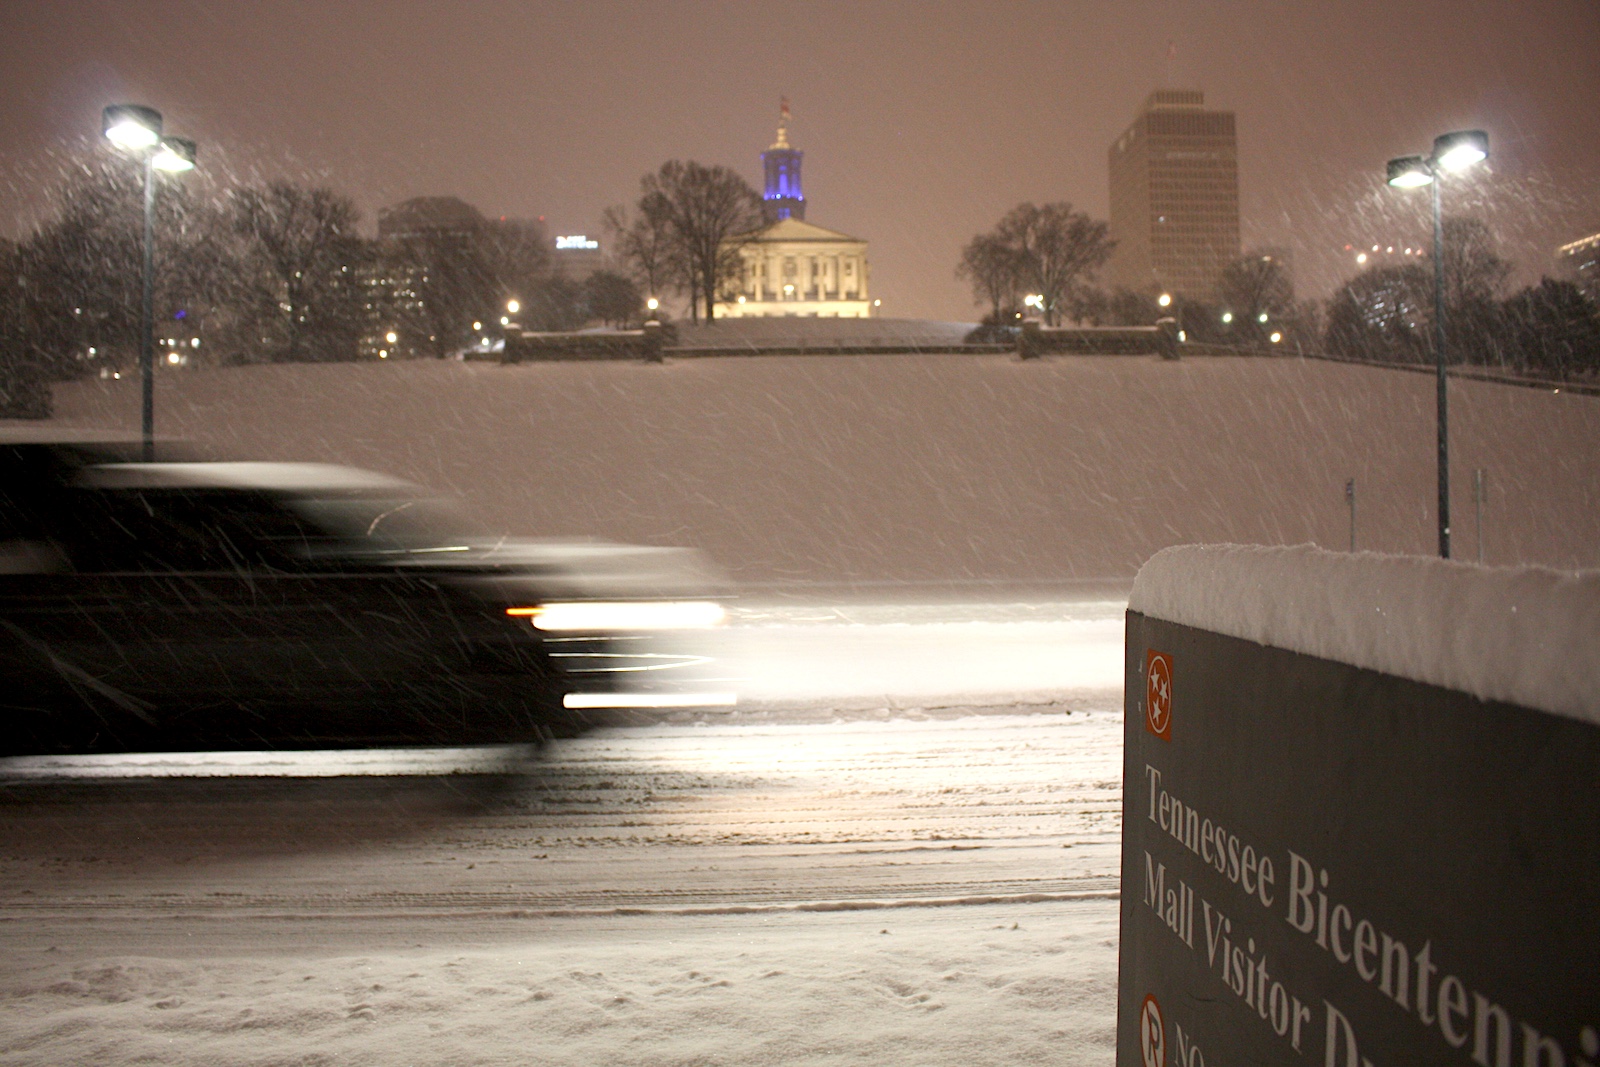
left=1146, top=650, right=1173, bottom=741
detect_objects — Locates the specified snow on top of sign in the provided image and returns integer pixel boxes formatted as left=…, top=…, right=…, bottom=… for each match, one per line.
left=1130, top=543, right=1600, bottom=726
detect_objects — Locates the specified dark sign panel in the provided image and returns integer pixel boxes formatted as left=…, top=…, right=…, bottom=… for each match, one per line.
left=1117, top=611, right=1600, bottom=1067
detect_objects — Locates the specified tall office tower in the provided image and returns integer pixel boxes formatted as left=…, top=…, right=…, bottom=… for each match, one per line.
left=762, top=98, right=806, bottom=222
left=1107, top=89, right=1240, bottom=304
left=1557, top=232, right=1600, bottom=305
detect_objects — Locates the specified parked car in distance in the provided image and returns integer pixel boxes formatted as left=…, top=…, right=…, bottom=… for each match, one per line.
left=0, top=433, right=732, bottom=756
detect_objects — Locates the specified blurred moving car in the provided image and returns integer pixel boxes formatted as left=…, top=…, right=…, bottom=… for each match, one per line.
left=0, top=434, right=732, bottom=755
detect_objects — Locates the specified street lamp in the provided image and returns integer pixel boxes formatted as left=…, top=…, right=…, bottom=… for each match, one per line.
left=102, top=105, right=197, bottom=460
left=1386, top=129, right=1488, bottom=559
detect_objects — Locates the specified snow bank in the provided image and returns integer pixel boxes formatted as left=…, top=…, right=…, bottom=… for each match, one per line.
left=1129, top=543, right=1600, bottom=725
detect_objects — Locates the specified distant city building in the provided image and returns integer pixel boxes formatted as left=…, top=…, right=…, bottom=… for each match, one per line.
left=551, top=233, right=605, bottom=280
left=363, top=197, right=557, bottom=359
left=718, top=102, right=872, bottom=318
left=377, top=196, right=484, bottom=243
left=1108, top=89, right=1240, bottom=304
left=1557, top=232, right=1600, bottom=304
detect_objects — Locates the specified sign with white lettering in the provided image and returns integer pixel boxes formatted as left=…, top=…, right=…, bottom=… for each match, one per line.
left=1116, top=612, right=1600, bottom=1067
left=555, top=235, right=599, bottom=250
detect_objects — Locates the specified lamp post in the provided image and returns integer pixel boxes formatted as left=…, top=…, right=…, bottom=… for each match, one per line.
left=102, top=105, right=197, bottom=460
left=1386, top=129, right=1488, bottom=559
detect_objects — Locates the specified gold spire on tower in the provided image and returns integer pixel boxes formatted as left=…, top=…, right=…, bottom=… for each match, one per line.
left=770, top=96, right=791, bottom=150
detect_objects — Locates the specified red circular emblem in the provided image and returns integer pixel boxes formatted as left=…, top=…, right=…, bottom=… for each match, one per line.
left=1140, top=993, right=1166, bottom=1067
left=1146, top=650, right=1173, bottom=740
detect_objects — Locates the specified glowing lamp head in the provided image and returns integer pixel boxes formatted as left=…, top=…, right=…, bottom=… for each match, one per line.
left=385, top=331, right=398, bottom=344
left=102, top=104, right=162, bottom=149
left=152, top=137, right=196, bottom=172
left=1221, top=312, right=1233, bottom=324
left=646, top=297, right=659, bottom=311
left=1157, top=293, right=1172, bottom=308
left=1270, top=331, right=1283, bottom=344
left=506, top=299, right=520, bottom=314
left=1433, top=129, right=1488, bottom=172
left=1386, top=156, right=1434, bottom=188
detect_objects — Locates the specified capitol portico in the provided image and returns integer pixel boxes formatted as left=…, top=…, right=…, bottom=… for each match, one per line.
left=717, top=102, right=873, bottom=319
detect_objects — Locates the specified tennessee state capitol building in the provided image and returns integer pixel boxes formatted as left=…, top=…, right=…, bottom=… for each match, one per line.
left=718, top=102, right=873, bottom=318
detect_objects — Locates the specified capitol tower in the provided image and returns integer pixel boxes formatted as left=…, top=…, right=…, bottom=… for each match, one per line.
left=761, top=97, right=806, bottom=222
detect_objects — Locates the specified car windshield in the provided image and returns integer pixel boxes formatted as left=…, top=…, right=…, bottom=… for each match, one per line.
left=286, top=494, right=486, bottom=555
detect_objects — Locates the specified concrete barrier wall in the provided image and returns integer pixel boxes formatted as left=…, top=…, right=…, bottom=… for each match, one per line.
left=1118, top=546, right=1599, bottom=1067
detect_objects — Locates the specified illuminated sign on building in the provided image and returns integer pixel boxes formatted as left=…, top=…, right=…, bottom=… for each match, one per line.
left=555, top=235, right=599, bottom=250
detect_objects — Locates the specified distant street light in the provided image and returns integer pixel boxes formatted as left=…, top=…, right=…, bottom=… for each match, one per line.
left=102, top=105, right=197, bottom=460
left=1386, top=129, right=1489, bottom=559
left=1157, top=293, right=1172, bottom=308
left=506, top=299, right=521, bottom=315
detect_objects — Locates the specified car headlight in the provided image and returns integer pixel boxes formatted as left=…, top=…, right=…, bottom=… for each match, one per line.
left=506, top=601, right=727, bottom=632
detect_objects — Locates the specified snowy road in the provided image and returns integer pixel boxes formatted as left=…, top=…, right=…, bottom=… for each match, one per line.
left=0, top=597, right=1129, bottom=1066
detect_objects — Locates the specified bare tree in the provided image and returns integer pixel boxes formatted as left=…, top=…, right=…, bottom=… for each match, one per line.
left=602, top=194, right=683, bottom=307
left=955, top=233, right=1022, bottom=322
left=1439, top=216, right=1511, bottom=311
left=1217, top=253, right=1295, bottom=347
left=638, top=161, right=764, bottom=323
left=11, top=151, right=234, bottom=374
left=1323, top=263, right=1433, bottom=364
left=971, top=203, right=1114, bottom=326
left=0, top=238, right=51, bottom=417
left=583, top=270, right=643, bottom=328
left=481, top=217, right=551, bottom=314
left=230, top=182, right=366, bottom=362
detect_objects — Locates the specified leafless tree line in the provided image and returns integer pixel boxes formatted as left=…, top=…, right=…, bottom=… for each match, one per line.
left=0, top=149, right=651, bottom=414
left=605, top=160, right=766, bottom=323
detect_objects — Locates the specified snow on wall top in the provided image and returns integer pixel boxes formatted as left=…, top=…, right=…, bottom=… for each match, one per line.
left=1129, top=543, right=1600, bottom=726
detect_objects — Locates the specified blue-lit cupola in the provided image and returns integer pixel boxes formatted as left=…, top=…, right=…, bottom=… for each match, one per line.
left=761, top=97, right=806, bottom=222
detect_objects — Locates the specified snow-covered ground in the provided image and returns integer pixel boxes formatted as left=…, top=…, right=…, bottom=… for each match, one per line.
left=32, top=353, right=1600, bottom=581
left=0, top=598, right=1127, bottom=1066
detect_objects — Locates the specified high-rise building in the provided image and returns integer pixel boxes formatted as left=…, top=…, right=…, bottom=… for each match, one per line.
left=1557, top=232, right=1600, bottom=305
left=1108, top=89, right=1240, bottom=304
left=762, top=97, right=805, bottom=222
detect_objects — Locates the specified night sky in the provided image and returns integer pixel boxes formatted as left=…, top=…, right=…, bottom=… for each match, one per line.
left=2, top=0, right=1596, bottom=320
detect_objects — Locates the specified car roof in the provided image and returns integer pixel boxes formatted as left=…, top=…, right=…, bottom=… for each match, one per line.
left=80, top=462, right=423, bottom=495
